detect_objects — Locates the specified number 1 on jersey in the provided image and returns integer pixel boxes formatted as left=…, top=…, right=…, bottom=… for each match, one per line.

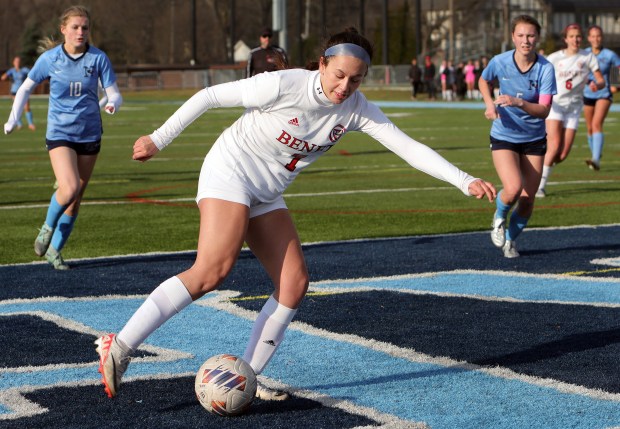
left=285, top=154, right=307, bottom=172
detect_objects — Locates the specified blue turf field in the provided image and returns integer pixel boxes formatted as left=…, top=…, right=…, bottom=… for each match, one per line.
left=0, top=224, right=619, bottom=428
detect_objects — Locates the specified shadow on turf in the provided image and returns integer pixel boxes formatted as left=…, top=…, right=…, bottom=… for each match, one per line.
left=12, top=378, right=378, bottom=429
left=522, top=242, right=620, bottom=257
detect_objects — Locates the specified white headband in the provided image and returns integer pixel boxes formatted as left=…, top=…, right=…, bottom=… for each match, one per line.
left=324, top=43, right=371, bottom=65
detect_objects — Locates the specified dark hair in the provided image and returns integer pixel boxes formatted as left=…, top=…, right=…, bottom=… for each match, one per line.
left=511, top=15, right=541, bottom=35
left=306, top=27, right=373, bottom=70
left=562, top=23, right=582, bottom=39
left=587, top=25, right=603, bottom=36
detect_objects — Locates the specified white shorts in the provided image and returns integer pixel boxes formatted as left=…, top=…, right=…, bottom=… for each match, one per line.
left=196, top=157, right=287, bottom=219
left=546, top=104, right=581, bottom=130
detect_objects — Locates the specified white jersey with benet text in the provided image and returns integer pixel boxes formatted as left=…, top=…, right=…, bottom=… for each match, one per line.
left=150, top=69, right=476, bottom=204
left=546, top=49, right=599, bottom=111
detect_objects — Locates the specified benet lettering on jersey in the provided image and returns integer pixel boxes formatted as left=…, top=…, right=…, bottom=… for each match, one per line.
left=276, top=130, right=334, bottom=153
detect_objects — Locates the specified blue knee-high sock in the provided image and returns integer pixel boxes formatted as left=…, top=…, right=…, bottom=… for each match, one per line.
left=44, top=193, right=68, bottom=229
left=592, top=132, right=604, bottom=163
left=494, top=190, right=512, bottom=220
left=587, top=134, right=593, bottom=154
left=50, top=213, right=77, bottom=251
left=26, top=111, right=33, bottom=126
left=506, top=211, right=529, bottom=242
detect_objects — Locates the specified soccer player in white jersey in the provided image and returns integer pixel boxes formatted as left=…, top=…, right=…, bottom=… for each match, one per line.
left=536, top=24, right=604, bottom=198
left=4, top=5, right=122, bottom=270
left=479, top=15, right=557, bottom=258
left=94, top=27, right=497, bottom=402
left=583, top=25, right=620, bottom=171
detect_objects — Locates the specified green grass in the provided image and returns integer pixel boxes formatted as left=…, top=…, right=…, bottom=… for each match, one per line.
left=1, top=89, right=619, bottom=264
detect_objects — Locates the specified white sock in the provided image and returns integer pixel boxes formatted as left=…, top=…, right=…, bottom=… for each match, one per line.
left=243, top=295, right=297, bottom=374
left=118, top=276, right=193, bottom=351
left=539, top=165, right=553, bottom=190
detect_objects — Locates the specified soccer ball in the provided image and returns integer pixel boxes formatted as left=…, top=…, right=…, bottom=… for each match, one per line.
left=194, top=354, right=257, bottom=416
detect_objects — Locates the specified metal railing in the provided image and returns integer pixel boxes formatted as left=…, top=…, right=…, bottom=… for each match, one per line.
left=113, top=65, right=413, bottom=91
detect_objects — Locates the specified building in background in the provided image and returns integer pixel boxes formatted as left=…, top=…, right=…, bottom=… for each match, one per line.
left=1, top=0, right=618, bottom=91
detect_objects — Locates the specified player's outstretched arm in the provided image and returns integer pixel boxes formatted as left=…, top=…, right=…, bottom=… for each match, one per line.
left=4, top=77, right=36, bottom=134
left=133, top=135, right=160, bottom=162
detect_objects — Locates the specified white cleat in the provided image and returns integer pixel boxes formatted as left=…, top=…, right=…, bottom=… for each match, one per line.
left=535, top=188, right=546, bottom=198
left=34, top=223, right=53, bottom=257
left=95, top=334, right=132, bottom=398
left=490, top=217, right=506, bottom=248
left=255, top=380, right=290, bottom=401
left=502, top=240, right=520, bottom=258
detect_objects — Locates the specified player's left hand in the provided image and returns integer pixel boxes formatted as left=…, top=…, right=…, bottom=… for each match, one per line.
left=588, top=81, right=598, bottom=92
left=104, top=104, right=116, bottom=115
left=494, top=95, right=523, bottom=108
left=468, top=179, right=496, bottom=202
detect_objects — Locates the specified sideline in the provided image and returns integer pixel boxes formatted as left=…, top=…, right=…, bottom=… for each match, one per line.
left=373, top=99, right=620, bottom=112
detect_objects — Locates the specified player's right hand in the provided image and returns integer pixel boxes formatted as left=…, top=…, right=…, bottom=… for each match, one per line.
left=132, top=135, right=160, bottom=162
left=484, top=105, right=499, bottom=120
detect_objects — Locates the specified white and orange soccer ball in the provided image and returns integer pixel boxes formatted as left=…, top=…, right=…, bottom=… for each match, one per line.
left=194, top=354, right=257, bottom=416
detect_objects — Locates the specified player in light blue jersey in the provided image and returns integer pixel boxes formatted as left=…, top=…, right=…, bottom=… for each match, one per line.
left=583, top=25, right=620, bottom=170
left=4, top=5, right=122, bottom=270
left=479, top=15, right=556, bottom=258
left=1, top=56, right=35, bottom=130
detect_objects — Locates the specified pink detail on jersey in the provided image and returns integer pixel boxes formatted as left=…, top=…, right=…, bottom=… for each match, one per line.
left=539, top=94, right=553, bottom=106
left=288, top=117, right=299, bottom=126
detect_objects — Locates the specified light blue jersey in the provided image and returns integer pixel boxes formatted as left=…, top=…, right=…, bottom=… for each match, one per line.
left=28, top=44, right=116, bottom=142
left=583, top=47, right=620, bottom=99
left=481, top=50, right=556, bottom=143
left=6, top=67, right=30, bottom=94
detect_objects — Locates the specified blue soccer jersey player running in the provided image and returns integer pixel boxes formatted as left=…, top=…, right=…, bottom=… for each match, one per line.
left=583, top=25, right=620, bottom=171
left=1, top=56, right=35, bottom=130
left=478, top=14, right=556, bottom=258
left=4, top=5, right=122, bottom=270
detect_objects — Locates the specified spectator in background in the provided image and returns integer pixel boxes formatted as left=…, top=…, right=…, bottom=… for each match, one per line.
left=473, top=59, right=482, bottom=99
left=582, top=25, right=620, bottom=171
left=455, top=61, right=467, bottom=100
left=442, top=60, right=456, bottom=101
left=408, top=57, right=422, bottom=99
left=464, top=59, right=476, bottom=99
left=423, top=55, right=436, bottom=100
left=1, top=56, right=35, bottom=130
left=246, top=27, right=288, bottom=77
left=439, top=59, right=448, bottom=100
